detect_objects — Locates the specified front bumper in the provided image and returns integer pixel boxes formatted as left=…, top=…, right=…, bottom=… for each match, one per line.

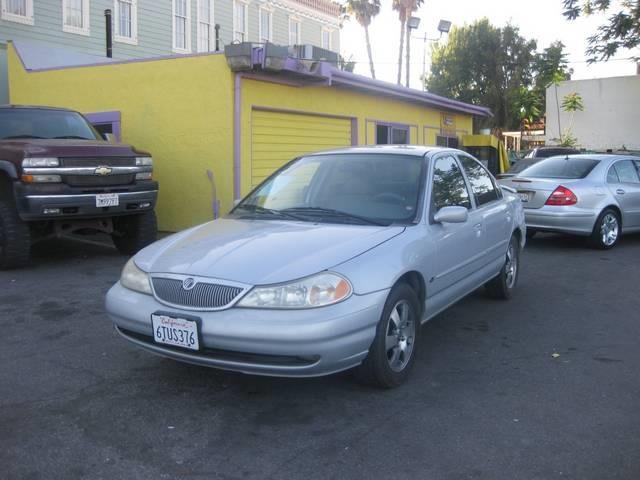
left=105, top=282, right=388, bottom=377
left=524, top=206, right=597, bottom=236
left=15, top=182, right=158, bottom=221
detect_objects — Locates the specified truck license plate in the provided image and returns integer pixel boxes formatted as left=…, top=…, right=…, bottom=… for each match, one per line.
left=151, top=314, right=200, bottom=351
left=96, top=193, right=119, bottom=207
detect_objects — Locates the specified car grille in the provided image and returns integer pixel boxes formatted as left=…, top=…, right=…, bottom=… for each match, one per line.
left=63, top=174, right=135, bottom=187
left=62, top=157, right=136, bottom=167
left=151, top=277, right=244, bottom=310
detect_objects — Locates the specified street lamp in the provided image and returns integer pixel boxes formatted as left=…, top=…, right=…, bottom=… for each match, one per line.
left=415, top=18, right=451, bottom=91
left=406, top=16, right=421, bottom=88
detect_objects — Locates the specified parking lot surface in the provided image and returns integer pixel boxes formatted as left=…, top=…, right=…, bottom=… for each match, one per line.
left=1, top=233, right=639, bottom=480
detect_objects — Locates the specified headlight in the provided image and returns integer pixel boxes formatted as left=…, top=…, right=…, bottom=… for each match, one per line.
left=135, top=157, right=153, bottom=166
left=237, top=272, right=352, bottom=309
left=120, top=258, right=152, bottom=295
left=22, top=157, right=59, bottom=167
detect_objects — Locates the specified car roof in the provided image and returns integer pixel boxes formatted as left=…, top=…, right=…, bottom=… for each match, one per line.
left=547, top=154, right=637, bottom=163
left=0, top=104, right=76, bottom=112
left=306, top=145, right=460, bottom=157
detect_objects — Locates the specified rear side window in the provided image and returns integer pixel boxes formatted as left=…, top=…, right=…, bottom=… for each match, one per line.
left=458, top=155, right=500, bottom=206
left=519, top=157, right=599, bottom=179
left=607, top=166, right=620, bottom=183
left=613, top=160, right=640, bottom=184
left=431, top=156, right=471, bottom=212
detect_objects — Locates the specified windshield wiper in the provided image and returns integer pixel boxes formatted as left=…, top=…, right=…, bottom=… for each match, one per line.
left=52, top=136, right=94, bottom=140
left=282, top=207, right=389, bottom=226
left=3, top=135, right=46, bottom=139
left=234, top=204, right=306, bottom=221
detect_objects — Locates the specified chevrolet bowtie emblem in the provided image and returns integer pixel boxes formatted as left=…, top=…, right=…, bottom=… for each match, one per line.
left=94, top=166, right=113, bottom=176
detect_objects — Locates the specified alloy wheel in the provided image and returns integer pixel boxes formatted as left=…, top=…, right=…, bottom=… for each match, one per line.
left=600, top=213, right=619, bottom=247
left=385, top=300, right=416, bottom=372
left=505, top=241, right=518, bottom=289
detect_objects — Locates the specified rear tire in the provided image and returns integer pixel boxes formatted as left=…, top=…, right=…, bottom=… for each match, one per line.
left=0, top=199, right=31, bottom=269
left=485, top=235, right=519, bottom=300
left=589, top=208, right=620, bottom=250
left=353, top=283, right=420, bottom=389
left=112, top=210, right=158, bottom=255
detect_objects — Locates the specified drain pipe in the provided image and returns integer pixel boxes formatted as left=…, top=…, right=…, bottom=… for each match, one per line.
left=105, top=9, right=113, bottom=58
left=233, top=73, right=242, bottom=201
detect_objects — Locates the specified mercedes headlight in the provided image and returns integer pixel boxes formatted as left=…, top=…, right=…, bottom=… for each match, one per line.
left=237, top=273, right=352, bottom=309
left=120, top=258, right=152, bottom=295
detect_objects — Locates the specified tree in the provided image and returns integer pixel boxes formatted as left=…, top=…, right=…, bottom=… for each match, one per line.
left=393, top=0, right=423, bottom=85
left=559, top=92, right=585, bottom=146
left=562, top=0, right=640, bottom=62
left=533, top=41, right=572, bottom=134
left=342, top=0, right=381, bottom=78
left=425, top=19, right=537, bottom=129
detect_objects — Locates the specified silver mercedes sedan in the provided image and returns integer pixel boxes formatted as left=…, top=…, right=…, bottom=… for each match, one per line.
left=106, top=146, right=525, bottom=388
left=499, top=154, right=640, bottom=249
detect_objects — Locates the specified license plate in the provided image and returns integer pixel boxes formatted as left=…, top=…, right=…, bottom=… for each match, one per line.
left=517, top=192, right=530, bottom=203
left=96, top=193, right=119, bottom=207
left=151, top=314, right=200, bottom=351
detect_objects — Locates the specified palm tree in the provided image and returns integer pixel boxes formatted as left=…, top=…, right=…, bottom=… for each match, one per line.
left=343, top=0, right=381, bottom=79
left=394, top=0, right=423, bottom=85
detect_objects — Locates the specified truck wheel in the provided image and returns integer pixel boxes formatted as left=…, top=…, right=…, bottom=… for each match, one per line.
left=112, top=210, right=158, bottom=255
left=0, top=199, right=31, bottom=269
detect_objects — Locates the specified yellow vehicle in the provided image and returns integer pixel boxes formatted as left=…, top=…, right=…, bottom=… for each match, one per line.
left=461, top=135, right=509, bottom=177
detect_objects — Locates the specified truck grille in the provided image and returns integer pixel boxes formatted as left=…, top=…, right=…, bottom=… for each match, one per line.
left=62, top=157, right=136, bottom=167
left=152, top=277, right=244, bottom=310
left=64, top=174, right=135, bottom=187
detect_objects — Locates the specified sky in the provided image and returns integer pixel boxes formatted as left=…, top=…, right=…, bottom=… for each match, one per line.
left=340, top=0, right=639, bottom=88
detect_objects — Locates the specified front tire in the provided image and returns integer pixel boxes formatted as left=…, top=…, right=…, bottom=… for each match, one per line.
left=354, top=283, right=420, bottom=388
left=112, top=210, right=158, bottom=255
left=589, top=208, right=620, bottom=250
left=0, top=199, right=31, bottom=269
left=485, top=234, right=519, bottom=300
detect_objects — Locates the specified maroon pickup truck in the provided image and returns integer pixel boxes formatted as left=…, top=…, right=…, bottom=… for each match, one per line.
left=0, top=105, right=158, bottom=268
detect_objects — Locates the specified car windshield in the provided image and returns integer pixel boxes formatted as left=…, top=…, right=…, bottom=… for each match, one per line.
left=232, top=153, right=425, bottom=226
left=519, top=157, right=600, bottom=179
left=0, top=109, right=100, bottom=140
left=509, top=158, right=539, bottom=174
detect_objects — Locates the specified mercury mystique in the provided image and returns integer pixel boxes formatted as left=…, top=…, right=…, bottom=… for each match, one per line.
left=106, top=146, right=526, bottom=388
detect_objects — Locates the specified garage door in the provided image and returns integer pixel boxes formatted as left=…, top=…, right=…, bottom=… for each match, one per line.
left=250, top=110, right=352, bottom=188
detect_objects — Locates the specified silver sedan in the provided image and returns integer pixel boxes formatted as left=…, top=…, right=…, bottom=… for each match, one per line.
left=106, top=146, right=525, bottom=388
left=499, top=154, right=640, bottom=249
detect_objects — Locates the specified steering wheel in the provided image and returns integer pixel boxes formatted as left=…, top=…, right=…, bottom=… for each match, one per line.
left=374, top=192, right=406, bottom=205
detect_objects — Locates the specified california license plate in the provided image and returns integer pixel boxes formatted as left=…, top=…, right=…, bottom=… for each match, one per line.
left=96, top=193, right=119, bottom=207
left=517, top=192, right=530, bottom=203
left=151, top=314, right=200, bottom=350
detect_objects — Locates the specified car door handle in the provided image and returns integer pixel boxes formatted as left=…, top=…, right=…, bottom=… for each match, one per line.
left=473, top=223, right=482, bottom=229
left=616, top=188, right=626, bottom=195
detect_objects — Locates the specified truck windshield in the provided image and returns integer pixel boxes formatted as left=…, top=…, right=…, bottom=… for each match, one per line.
left=0, top=109, right=100, bottom=140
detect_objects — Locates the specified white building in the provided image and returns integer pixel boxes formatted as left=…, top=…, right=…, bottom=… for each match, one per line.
left=546, top=75, right=640, bottom=151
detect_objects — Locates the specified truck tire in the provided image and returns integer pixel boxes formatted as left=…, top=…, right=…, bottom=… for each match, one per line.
left=0, top=199, right=31, bottom=269
left=112, top=210, right=158, bottom=255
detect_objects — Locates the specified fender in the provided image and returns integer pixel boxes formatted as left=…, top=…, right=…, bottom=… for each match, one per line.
left=0, top=160, right=18, bottom=179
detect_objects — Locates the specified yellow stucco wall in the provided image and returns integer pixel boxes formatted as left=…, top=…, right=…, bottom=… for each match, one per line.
left=8, top=45, right=234, bottom=232
left=9, top=43, right=474, bottom=232
left=240, top=78, right=472, bottom=196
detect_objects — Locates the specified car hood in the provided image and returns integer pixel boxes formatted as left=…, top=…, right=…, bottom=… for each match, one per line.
left=1, top=139, right=147, bottom=158
left=134, top=218, right=406, bottom=285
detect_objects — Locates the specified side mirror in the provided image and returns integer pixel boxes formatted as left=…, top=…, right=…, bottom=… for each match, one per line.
left=434, top=206, right=468, bottom=224
left=104, top=133, right=117, bottom=143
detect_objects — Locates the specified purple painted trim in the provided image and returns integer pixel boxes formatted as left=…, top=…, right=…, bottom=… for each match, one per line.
left=330, top=68, right=492, bottom=118
left=234, top=74, right=242, bottom=200
left=85, top=110, right=122, bottom=141
left=11, top=40, right=225, bottom=73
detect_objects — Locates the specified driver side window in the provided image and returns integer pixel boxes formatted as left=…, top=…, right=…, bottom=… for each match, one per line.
left=431, top=155, right=471, bottom=214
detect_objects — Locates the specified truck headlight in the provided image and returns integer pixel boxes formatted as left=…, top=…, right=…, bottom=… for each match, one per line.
left=22, top=157, right=59, bottom=167
left=135, top=157, right=153, bottom=166
left=237, top=272, right=352, bottom=309
left=120, top=258, right=152, bottom=295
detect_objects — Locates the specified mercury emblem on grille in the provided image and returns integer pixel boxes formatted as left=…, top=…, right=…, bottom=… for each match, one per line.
left=182, top=277, right=197, bottom=290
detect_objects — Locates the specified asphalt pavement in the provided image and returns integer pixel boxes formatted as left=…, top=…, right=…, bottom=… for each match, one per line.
left=1, top=232, right=639, bottom=480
